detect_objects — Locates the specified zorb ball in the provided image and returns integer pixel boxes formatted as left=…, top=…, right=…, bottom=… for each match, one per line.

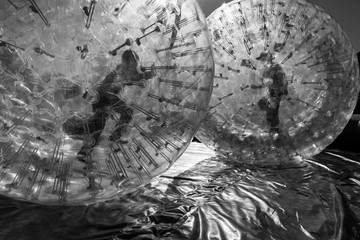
left=0, top=0, right=214, bottom=204
left=196, top=0, right=359, bottom=164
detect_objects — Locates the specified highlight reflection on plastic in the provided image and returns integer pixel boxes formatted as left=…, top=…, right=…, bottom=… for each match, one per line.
left=0, top=0, right=214, bottom=204
left=196, top=0, right=360, bottom=164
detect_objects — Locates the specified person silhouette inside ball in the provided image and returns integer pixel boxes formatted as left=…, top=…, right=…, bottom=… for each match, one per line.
left=62, top=49, right=155, bottom=160
left=256, top=53, right=288, bottom=133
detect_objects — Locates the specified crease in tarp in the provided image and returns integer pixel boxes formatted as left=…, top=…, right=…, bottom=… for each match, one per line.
left=0, top=143, right=359, bottom=240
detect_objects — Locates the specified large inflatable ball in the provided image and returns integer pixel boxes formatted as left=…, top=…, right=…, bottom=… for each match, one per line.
left=196, top=0, right=359, bottom=164
left=0, top=0, right=214, bottom=204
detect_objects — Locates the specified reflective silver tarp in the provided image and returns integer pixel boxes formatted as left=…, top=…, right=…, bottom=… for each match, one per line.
left=0, top=142, right=359, bottom=240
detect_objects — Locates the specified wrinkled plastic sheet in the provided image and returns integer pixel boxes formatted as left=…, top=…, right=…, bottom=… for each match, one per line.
left=0, top=143, right=359, bottom=240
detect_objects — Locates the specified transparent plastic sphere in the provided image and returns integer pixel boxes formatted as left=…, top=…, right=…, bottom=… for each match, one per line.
left=0, top=0, right=214, bottom=204
left=196, top=0, right=359, bottom=164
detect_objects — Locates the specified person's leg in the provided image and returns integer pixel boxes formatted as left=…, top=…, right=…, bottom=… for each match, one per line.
left=62, top=115, right=85, bottom=136
left=109, top=105, right=133, bottom=143
left=77, top=111, right=108, bottom=160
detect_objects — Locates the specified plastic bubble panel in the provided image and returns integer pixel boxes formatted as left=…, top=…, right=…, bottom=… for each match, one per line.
left=0, top=0, right=214, bottom=204
left=196, top=0, right=359, bottom=164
